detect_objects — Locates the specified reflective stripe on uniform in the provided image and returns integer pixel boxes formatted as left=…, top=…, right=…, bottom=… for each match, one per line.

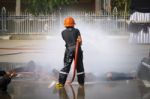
left=59, top=71, right=68, bottom=75
left=142, top=62, right=150, bottom=68
left=77, top=72, right=84, bottom=76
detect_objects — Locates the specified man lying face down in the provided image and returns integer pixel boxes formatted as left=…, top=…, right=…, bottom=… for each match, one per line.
left=0, top=70, right=16, bottom=92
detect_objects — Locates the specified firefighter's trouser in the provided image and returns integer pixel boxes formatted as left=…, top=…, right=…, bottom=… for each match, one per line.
left=59, top=47, right=85, bottom=85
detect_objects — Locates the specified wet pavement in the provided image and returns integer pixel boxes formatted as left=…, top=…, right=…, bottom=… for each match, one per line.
left=0, top=80, right=148, bottom=99
left=0, top=37, right=149, bottom=99
left=0, top=38, right=149, bottom=74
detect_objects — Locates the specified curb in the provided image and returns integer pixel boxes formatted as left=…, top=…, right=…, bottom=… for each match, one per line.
left=0, top=35, right=52, bottom=40
left=10, top=34, right=51, bottom=40
left=0, top=35, right=11, bottom=40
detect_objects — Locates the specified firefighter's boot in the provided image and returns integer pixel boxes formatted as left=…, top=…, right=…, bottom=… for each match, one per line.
left=55, top=83, right=64, bottom=89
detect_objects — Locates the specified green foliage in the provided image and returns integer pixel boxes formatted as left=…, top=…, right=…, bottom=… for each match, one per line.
left=27, top=0, right=74, bottom=15
left=111, top=0, right=130, bottom=12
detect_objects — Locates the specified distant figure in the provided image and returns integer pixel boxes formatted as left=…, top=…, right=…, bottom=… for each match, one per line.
left=43, top=23, right=49, bottom=33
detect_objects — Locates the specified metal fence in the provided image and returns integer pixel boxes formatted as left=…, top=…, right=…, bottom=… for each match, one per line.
left=0, top=9, right=58, bottom=35
left=0, top=7, right=129, bottom=35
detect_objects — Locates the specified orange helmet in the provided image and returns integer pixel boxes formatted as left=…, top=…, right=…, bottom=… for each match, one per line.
left=64, top=17, right=75, bottom=27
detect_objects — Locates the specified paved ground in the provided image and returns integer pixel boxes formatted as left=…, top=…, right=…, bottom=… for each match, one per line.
left=0, top=35, right=150, bottom=99
left=1, top=80, right=149, bottom=99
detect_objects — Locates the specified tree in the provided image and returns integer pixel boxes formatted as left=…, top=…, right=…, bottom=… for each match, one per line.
left=26, top=0, right=76, bottom=15
left=111, top=0, right=130, bottom=12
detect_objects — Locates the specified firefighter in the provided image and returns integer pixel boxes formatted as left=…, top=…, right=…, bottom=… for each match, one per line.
left=0, top=70, right=16, bottom=92
left=56, top=17, right=85, bottom=88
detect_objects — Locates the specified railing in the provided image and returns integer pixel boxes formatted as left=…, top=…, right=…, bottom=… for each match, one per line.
left=0, top=7, right=129, bottom=35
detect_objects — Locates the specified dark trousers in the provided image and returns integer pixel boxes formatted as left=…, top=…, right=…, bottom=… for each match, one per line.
left=0, top=71, right=11, bottom=92
left=59, top=47, right=85, bottom=85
